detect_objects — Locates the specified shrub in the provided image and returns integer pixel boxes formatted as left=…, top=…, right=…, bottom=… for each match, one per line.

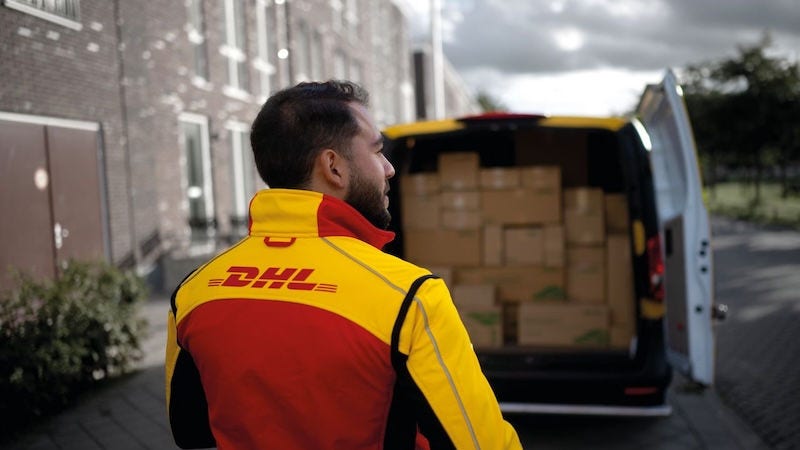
left=0, top=260, right=148, bottom=428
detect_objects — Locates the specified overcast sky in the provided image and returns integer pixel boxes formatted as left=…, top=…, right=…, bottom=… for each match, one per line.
left=401, top=0, right=800, bottom=116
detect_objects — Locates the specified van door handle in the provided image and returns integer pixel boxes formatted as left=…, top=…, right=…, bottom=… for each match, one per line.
left=54, top=222, right=69, bottom=250
left=712, top=303, right=728, bottom=321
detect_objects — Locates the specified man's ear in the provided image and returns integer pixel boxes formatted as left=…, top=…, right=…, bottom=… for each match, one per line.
left=317, top=148, right=347, bottom=190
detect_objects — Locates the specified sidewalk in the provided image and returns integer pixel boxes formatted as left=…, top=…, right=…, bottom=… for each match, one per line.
left=1, top=294, right=770, bottom=449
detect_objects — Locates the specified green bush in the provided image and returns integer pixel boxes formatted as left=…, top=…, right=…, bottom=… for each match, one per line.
left=0, top=260, right=148, bottom=428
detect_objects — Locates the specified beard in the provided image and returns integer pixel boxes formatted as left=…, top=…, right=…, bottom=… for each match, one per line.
left=344, top=169, right=391, bottom=230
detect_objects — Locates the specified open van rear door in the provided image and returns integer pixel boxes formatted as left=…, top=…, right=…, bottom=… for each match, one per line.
left=636, top=69, right=715, bottom=386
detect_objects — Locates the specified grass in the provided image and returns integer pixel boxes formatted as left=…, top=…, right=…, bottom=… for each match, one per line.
left=703, top=181, right=800, bottom=230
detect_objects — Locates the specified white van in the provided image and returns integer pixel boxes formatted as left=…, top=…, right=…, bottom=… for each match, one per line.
left=382, top=70, right=719, bottom=415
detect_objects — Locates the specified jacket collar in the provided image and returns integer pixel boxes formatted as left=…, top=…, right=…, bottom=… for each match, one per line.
left=248, top=189, right=395, bottom=250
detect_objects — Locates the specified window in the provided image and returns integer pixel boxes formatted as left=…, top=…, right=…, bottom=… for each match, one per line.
left=228, top=122, right=256, bottom=234
left=310, top=30, right=324, bottom=81
left=294, top=20, right=311, bottom=82
left=345, top=0, right=359, bottom=42
left=255, top=0, right=277, bottom=98
left=274, top=0, right=291, bottom=88
left=333, top=50, right=347, bottom=79
left=330, top=0, right=343, bottom=33
left=223, top=0, right=249, bottom=93
left=187, top=0, right=209, bottom=81
left=350, top=60, right=363, bottom=84
left=3, top=0, right=81, bottom=30
left=179, top=114, right=215, bottom=243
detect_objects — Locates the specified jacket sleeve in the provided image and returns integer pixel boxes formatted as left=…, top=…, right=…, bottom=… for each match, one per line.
left=165, top=306, right=216, bottom=449
left=401, top=278, right=522, bottom=450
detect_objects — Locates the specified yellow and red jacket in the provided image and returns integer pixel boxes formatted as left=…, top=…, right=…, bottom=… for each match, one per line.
left=165, top=189, right=521, bottom=450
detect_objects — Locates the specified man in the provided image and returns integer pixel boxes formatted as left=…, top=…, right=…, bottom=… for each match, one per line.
left=165, top=81, right=521, bottom=450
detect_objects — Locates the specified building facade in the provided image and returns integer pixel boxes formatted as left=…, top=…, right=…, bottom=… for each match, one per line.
left=0, top=0, right=417, bottom=291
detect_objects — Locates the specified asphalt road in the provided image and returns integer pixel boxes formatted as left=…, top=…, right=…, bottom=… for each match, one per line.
left=711, top=216, right=800, bottom=449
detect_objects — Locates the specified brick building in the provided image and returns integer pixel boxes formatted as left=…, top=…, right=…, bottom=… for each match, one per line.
left=0, top=0, right=419, bottom=291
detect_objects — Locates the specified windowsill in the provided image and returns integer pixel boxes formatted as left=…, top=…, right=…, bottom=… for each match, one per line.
left=223, top=85, right=252, bottom=101
left=191, top=76, right=213, bottom=90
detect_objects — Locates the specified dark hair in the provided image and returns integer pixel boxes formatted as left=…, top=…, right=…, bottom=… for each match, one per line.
left=250, top=80, right=369, bottom=188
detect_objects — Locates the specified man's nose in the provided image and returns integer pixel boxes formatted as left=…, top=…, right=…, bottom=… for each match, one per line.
left=383, top=156, right=396, bottom=179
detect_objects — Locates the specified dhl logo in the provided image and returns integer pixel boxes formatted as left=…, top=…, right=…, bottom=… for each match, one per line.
left=208, top=266, right=338, bottom=293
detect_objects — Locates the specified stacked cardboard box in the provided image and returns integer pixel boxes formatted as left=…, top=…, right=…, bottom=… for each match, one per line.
left=518, top=303, right=609, bottom=347
left=400, top=151, right=638, bottom=350
left=452, top=284, right=502, bottom=347
left=400, top=152, right=564, bottom=347
left=402, top=157, right=481, bottom=267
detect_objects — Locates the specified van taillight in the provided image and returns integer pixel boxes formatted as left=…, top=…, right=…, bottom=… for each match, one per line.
left=647, top=235, right=665, bottom=302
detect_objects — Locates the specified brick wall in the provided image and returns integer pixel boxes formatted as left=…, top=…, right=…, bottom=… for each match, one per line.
left=1, top=0, right=416, bottom=276
left=0, top=1, right=133, bottom=264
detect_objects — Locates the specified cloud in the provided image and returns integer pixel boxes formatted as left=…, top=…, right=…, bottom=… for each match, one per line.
left=438, top=0, right=799, bottom=74
left=405, top=0, right=800, bottom=114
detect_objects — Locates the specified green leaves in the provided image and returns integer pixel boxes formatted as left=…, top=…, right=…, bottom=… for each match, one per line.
left=0, top=261, right=148, bottom=431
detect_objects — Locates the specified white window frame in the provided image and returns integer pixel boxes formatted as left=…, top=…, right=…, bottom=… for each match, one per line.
left=186, top=0, right=209, bottom=81
left=254, top=0, right=276, bottom=100
left=226, top=121, right=255, bottom=220
left=3, top=0, right=82, bottom=30
left=178, top=113, right=215, bottom=242
left=222, top=0, right=249, bottom=95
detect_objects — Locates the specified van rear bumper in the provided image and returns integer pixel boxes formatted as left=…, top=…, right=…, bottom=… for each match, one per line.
left=485, top=364, right=673, bottom=408
left=500, top=402, right=672, bottom=417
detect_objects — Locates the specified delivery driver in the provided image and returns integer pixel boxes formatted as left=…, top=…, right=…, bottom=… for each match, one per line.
left=165, top=80, right=521, bottom=450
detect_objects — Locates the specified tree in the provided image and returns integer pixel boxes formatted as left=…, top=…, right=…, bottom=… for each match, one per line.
left=475, top=90, right=507, bottom=112
left=681, top=34, right=800, bottom=201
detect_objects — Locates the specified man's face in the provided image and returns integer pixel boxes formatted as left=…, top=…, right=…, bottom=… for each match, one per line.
left=343, top=103, right=396, bottom=229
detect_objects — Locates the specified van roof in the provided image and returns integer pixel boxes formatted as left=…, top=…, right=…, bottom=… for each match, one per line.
left=383, top=113, right=628, bottom=139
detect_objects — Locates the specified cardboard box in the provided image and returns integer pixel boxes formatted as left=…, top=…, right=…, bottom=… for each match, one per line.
left=483, top=224, right=503, bottom=266
left=441, top=191, right=480, bottom=210
left=567, top=246, right=606, bottom=304
left=565, top=187, right=604, bottom=215
left=480, top=167, right=520, bottom=190
left=518, top=303, right=610, bottom=347
left=401, top=173, right=440, bottom=196
left=606, top=234, right=636, bottom=327
left=481, top=188, right=561, bottom=225
left=452, top=284, right=496, bottom=308
left=504, top=226, right=544, bottom=265
left=404, top=229, right=481, bottom=267
left=565, top=211, right=606, bottom=245
left=543, top=225, right=565, bottom=267
left=605, top=194, right=630, bottom=234
left=564, top=188, right=605, bottom=245
left=502, top=302, right=519, bottom=344
left=439, top=152, right=479, bottom=191
left=455, top=266, right=565, bottom=302
left=427, top=266, right=453, bottom=288
left=520, top=166, right=561, bottom=192
left=441, top=209, right=482, bottom=230
left=460, top=305, right=503, bottom=348
left=609, top=325, right=635, bottom=350
left=401, top=194, right=440, bottom=230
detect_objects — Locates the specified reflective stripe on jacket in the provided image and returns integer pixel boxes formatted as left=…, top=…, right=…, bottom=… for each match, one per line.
left=165, top=188, right=521, bottom=450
